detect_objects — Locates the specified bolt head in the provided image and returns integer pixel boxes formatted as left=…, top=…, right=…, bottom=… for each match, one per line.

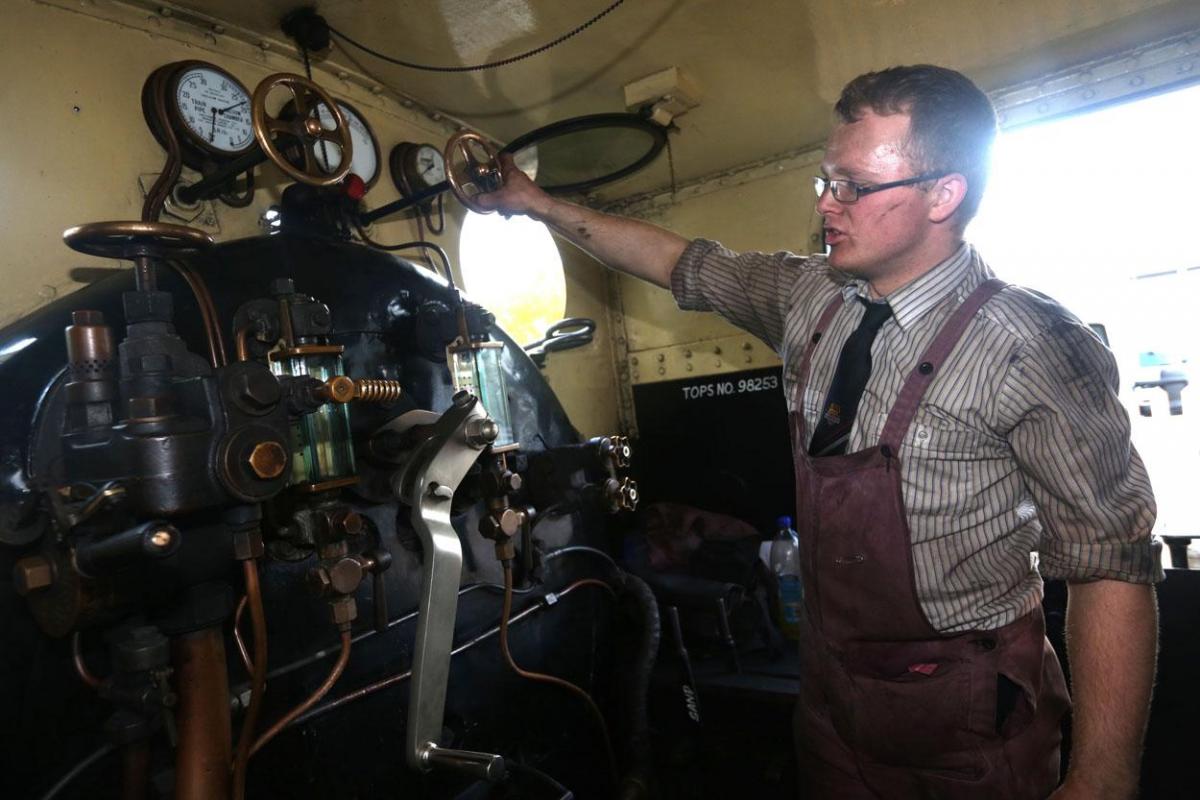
left=247, top=441, right=288, bottom=480
left=328, top=557, right=365, bottom=595
left=149, top=529, right=173, bottom=549
left=13, top=556, right=53, bottom=595
left=235, top=370, right=282, bottom=410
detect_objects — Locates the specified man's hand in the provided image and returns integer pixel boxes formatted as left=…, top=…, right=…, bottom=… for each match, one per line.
left=472, top=152, right=553, bottom=220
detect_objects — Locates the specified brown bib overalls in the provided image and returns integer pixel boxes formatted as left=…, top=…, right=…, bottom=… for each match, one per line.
left=790, top=280, right=1071, bottom=799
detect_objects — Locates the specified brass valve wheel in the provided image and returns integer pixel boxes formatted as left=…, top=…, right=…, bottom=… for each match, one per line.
left=443, top=131, right=503, bottom=214
left=251, top=73, right=353, bottom=187
left=62, top=221, right=214, bottom=260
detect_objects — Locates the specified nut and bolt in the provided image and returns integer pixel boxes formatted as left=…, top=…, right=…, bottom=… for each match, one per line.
left=247, top=441, right=288, bottom=480
left=327, top=557, right=366, bottom=595
left=13, top=556, right=54, bottom=595
left=465, top=418, right=499, bottom=447
left=327, top=508, right=365, bottom=537
left=236, top=371, right=282, bottom=410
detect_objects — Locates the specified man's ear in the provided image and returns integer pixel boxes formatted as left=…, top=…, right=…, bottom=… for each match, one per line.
left=928, top=172, right=967, bottom=224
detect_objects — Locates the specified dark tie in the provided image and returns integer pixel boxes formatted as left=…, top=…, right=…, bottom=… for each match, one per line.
left=808, top=299, right=893, bottom=457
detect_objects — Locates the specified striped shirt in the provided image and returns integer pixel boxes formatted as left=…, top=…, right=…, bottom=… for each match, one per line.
left=671, top=238, right=1163, bottom=633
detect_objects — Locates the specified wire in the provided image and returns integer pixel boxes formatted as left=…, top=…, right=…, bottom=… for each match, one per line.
left=351, top=218, right=456, bottom=291
left=328, top=2, right=625, bottom=73
left=500, top=563, right=618, bottom=785
left=37, top=743, right=117, bottom=800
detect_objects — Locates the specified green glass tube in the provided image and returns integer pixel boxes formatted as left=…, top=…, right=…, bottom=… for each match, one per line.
left=270, top=353, right=356, bottom=485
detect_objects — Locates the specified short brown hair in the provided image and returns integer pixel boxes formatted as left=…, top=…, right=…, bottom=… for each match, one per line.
left=835, top=65, right=997, bottom=224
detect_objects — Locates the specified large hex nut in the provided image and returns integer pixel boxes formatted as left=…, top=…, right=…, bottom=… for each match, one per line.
left=13, top=556, right=54, bottom=596
left=248, top=441, right=288, bottom=480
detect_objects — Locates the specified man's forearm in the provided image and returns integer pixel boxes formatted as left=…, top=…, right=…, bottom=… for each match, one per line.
left=1059, top=579, right=1158, bottom=798
left=532, top=195, right=689, bottom=289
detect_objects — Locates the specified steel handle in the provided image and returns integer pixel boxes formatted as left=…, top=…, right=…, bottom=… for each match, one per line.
left=420, top=744, right=506, bottom=782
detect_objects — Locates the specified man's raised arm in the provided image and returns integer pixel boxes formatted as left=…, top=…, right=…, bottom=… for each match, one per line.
left=474, top=154, right=690, bottom=289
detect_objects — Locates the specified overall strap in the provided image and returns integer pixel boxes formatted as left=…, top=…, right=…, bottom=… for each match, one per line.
left=878, top=278, right=1007, bottom=451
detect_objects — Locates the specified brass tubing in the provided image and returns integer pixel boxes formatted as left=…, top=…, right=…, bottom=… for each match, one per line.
left=235, top=325, right=254, bottom=363
left=232, top=561, right=268, bottom=800
left=249, top=630, right=351, bottom=758
left=500, top=565, right=618, bottom=783
left=232, top=596, right=254, bottom=675
left=143, top=68, right=183, bottom=223
left=173, top=627, right=233, bottom=800
left=168, top=263, right=223, bottom=369
left=72, top=632, right=102, bottom=689
left=121, top=740, right=150, bottom=800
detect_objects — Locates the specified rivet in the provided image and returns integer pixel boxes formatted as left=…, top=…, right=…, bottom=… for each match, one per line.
left=258, top=40, right=271, bottom=50
left=745, top=355, right=752, bottom=363
left=337, top=71, right=349, bottom=80
left=632, top=371, right=640, bottom=380
left=713, top=346, right=722, bottom=355
left=684, top=349, right=692, bottom=358
left=371, top=85, right=384, bottom=94
left=158, top=6, right=172, bottom=16
left=656, top=353, right=665, bottom=362
left=631, top=357, right=639, bottom=366
left=658, top=367, right=665, bottom=375
left=686, top=364, right=693, bottom=372
left=212, top=23, right=225, bottom=34
left=715, top=359, right=722, bottom=367
left=742, top=342, right=752, bottom=350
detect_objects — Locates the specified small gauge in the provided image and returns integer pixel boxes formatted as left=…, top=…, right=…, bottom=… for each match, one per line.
left=169, top=63, right=255, bottom=156
left=310, top=101, right=381, bottom=189
left=389, top=142, right=447, bottom=195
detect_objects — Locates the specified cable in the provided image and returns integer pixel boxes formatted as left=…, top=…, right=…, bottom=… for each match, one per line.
left=328, top=2, right=624, bottom=73
left=500, top=562, right=618, bottom=786
left=506, top=760, right=575, bottom=800
left=351, top=218, right=456, bottom=290
left=37, top=743, right=117, bottom=800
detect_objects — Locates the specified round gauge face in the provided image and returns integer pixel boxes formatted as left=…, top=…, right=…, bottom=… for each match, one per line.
left=312, top=102, right=379, bottom=187
left=172, top=66, right=254, bottom=155
left=412, top=144, right=446, bottom=187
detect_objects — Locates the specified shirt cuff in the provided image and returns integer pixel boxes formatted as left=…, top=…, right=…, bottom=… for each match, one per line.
left=1038, top=536, right=1166, bottom=584
left=669, top=238, right=722, bottom=311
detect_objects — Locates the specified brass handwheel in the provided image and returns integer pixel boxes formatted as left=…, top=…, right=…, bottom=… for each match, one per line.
left=62, top=221, right=214, bottom=259
left=251, top=73, right=353, bottom=187
left=443, top=132, right=503, bottom=214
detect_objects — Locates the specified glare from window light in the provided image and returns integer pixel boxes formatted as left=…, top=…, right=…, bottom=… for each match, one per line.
left=459, top=211, right=566, bottom=346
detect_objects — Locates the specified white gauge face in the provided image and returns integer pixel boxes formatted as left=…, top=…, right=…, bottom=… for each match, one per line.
left=413, top=144, right=446, bottom=187
left=174, top=67, right=254, bottom=154
left=312, top=102, right=379, bottom=186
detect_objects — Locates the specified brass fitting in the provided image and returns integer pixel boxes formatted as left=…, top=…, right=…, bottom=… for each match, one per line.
left=13, top=556, right=54, bottom=596
left=247, top=441, right=288, bottom=480
left=318, top=376, right=403, bottom=405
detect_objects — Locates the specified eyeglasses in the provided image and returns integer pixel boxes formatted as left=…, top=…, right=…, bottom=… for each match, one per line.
left=813, top=171, right=947, bottom=204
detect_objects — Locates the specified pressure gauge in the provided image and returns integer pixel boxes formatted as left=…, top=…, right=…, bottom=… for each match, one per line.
left=312, top=101, right=381, bottom=189
left=169, top=63, right=255, bottom=156
left=389, top=142, right=447, bottom=196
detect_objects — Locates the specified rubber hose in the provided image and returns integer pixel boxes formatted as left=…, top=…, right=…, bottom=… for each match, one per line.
left=616, top=572, right=661, bottom=800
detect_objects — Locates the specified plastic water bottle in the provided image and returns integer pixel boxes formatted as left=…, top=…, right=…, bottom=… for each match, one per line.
left=770, top=515, right=803, bottom=640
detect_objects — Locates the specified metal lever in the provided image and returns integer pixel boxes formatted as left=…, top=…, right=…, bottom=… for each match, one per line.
left=392, top=392, right=503, bottom=777
left=419, top=744, right=506, bottom=782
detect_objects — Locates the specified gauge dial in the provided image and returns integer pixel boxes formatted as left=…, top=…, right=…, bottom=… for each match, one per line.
left=171, top=65, right=254, bottom=155
left=390, top=142, right=447, bottom=197
left=310, top=101, right=380, bottom=188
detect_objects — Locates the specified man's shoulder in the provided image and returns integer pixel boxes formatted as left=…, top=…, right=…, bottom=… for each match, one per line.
left=979, top=282, right=1094, bottom=346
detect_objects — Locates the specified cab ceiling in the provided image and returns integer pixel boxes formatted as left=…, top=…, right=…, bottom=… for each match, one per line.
left=148, top=0, right=1200, bottom=200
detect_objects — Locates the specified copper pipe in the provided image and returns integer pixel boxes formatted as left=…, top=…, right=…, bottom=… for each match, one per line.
left=168, top=263, right=223, bottom=369
left=121, top=740, right=150, bottom=800
left=183, top=263, right=228, bottom=366
left=501, top=565, right=618, bottom=783
left=72, top=632, right=102, bottom=689
left=173, top=627, right=232, bottom=800
left=232, top=596, right=255, bottom=675
left=290, top=578, right=613, bottom=727
left=249, top=630, right=351, bottom=758
left=235, top=325, right=254, bottom=363
left=232, top=561, right=269, bottom=800
left=143, top=68, right=183, bottom=223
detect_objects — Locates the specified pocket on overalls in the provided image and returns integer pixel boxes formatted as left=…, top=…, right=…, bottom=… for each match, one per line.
left=833, top=640, right=992, bottom=776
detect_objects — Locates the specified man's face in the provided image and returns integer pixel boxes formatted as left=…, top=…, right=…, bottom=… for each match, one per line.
left=818, top=110, right=939, bottom=282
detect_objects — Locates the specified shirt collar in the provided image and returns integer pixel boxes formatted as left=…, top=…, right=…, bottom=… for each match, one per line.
left=837, top=243, right=987, bottom=331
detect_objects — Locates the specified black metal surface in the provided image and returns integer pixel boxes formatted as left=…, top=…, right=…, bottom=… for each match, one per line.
left=0, top=231, right=624, bottom=799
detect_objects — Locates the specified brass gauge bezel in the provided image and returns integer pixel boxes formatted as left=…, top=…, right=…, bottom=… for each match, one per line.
left=143, top=60, right=257, bottom=169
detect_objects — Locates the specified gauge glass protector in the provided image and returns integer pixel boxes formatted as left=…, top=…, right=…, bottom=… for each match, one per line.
left=175, top=68, right=253, bottom=154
